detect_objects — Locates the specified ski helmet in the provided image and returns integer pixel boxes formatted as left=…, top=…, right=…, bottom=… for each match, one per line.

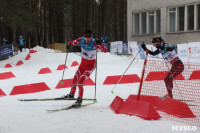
left=84, top=29, right=92, bottom=38
left=152, top=36, right=163, bottom=43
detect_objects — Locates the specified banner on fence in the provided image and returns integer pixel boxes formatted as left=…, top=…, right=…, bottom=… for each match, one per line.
left=110, top=42, right=118, bottom=54
left=117, top=41, right=123, bottom=54
left=188, top=42, right=200, bottom=62
left=0, top=45, right=14, bottom=59
left=128, top=41, right=139, bottom=56
left=177, top=42, right=200, bottom=63
left=122, top=42, right=128, bottom=54
left=138, top=45, right=145, bottom=59
left=177, top=43, right=188, bottom=62
left=110, top=41, right=200, bottom=62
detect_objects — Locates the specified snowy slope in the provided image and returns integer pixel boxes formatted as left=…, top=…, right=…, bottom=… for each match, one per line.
left=0, top=46, right=198, bottom=133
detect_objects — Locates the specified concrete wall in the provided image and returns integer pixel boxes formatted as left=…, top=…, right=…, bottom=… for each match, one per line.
left=127, top=0, right=200, bottom=45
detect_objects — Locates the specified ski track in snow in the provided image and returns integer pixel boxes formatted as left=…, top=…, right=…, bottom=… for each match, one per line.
left=0, top=46, right=199, bottom=133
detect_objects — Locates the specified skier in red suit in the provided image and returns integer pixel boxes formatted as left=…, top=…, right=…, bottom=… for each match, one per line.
left=63, top=29, right=107, bottom=106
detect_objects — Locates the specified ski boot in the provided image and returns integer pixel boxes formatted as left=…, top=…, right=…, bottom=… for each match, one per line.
left=161, top=93, right=173, bottom=101
left=61, top=93, right=74, bottom=99
left=72, top=97, right=82, bottom=107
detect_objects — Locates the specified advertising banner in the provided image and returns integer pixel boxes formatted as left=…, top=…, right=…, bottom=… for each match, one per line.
left=122, top=42, right=129, bottom=55
left=110, top=42, right=118, bottom=54
left=177, top=43, right=188, bottom=62
left=128, top=41, right=139, bottom=57
left=117, top=42, right=123, bottom=54
left=117, top=41, right=123, bottom=54
left=0, top=45, right=14, bottom=59
left=188, top=42, right=200, bottom=62
left=138, top=45, right=145, bottom=60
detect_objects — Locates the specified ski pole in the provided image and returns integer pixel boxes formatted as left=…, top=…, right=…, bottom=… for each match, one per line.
left=94, top=49, right=98, bottom=103
left=60, top=49, right=69, bottom=84
left=137, top=50, right=149, bottom=101
left=93, top=38, right=102, bottom=103
left=111, top=49, right=141, bottom=94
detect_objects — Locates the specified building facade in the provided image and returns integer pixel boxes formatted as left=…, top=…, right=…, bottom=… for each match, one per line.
left=127, top=0, right=200, bottom=45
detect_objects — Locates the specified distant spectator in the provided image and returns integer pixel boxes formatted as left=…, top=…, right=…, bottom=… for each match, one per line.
left=18, top=35, right=25, bottom=52
left=101, top=33, right=108, bottom=49
left=2, top=38, right=8, bottom=47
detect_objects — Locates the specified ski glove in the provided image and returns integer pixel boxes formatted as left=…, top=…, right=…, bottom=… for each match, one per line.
left=95, top=39, right=102, bottom=45
left=141, top=43, right=147, bottom=51
left=66, top=41, right=72, bottom=49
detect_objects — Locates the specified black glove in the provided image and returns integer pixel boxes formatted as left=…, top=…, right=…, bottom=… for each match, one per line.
left=66, top=41, right=72, bottom=49
left=66, top=44, right=71, bottom=49
left=141, top=43, right=147, bottom=51
left=95, top=39, right=102, bottom=45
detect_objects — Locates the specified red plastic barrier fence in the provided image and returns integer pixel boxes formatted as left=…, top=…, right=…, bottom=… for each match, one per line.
left=29, top=50, right=37, bottom=53
left=25, top=54, right=31, bottom=60
left=57, top=64, right=68, bottom=70
left=38, top=67, right=52, bottom=74
left=141, top=60, right=200, bottom=127
left=110, top=95, right=161, bottom=120
left=0, top=72, right=15, bottom=80
left=55, top=77, right=95, bottom=89
left=103, top=74, right=140, bottom=85
left=16, top=60, right=23, bottom=66
left=5, top=64, right=12, bottom=68
left=0, top=89, right=6, bottom=97
left=10, top=82, right=51, bottom=95
left=71, top=61, right=79, bottom=67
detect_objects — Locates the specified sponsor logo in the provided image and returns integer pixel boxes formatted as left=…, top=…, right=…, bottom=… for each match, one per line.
left=172, top=126, right=197, bottom=131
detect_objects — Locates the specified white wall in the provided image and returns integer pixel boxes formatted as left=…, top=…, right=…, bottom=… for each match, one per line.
left=127, top=0, right=200, bottom=45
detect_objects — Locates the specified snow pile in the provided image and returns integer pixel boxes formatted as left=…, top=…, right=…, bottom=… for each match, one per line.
left=31, top=46, right=59, bottom=53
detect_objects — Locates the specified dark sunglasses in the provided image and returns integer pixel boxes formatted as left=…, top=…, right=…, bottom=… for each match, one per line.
left=152, top=37, right=161, bottom=43
left=84, top=33, right=92, bottom=38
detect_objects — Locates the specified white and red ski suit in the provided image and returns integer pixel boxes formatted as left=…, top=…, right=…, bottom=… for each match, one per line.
left=68, top=37, right=107, bottom=98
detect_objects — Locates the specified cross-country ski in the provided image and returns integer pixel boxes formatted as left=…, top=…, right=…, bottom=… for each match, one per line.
left=18, top=97, right=96, bottom=102
left=47, top=103, right=95, bottom=112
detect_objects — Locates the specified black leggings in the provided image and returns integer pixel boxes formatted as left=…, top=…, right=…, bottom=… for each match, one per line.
left=19, top=46, right=24, bottom=52
left=164, top=60, right=184, bottom=94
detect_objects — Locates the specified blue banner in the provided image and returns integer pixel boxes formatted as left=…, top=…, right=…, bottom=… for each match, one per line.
left=122, top=42, right=128, bottom=54
left=138, top=45, right=145, bottom=60
left=0, top=45, right=14, bottom=59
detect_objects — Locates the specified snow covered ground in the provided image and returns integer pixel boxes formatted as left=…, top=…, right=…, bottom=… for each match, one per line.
left=0, top=46, right=199, bottom=133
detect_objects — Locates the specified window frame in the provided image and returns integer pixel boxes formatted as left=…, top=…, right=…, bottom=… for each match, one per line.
left=177, top=6, right=185, bottom=31
left=133, top=9, right=161, bottom=36
left=141, top=12, right=147, bottom=35
left=134, top=13, right=140, bottom=35
left=168, top=7, right=177, bottom=33
left=196, top=4, right=200, bottom=30
left=168, top=3, right=200, bottom=33
left=187, top=4, right=195, bottom=31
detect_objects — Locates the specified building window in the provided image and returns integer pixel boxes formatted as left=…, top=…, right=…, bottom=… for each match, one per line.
left=188, top=5, right=194, bottom=30
left=133, top=10, right=160, bottom=35
left=149, top=11, right=154, bottom=34
left=178, top=6, right=184, bottom=31
left=168, top=3, right=200, bottom=32
left=156, top=10, right=161, bottom=33
left=141, top=12, right=147, bottom=34
left=134, top=13, right=139, bottom=35
left=169, top=8, right=176, bottom=32
left=197, top=4, right=200, bottom=30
